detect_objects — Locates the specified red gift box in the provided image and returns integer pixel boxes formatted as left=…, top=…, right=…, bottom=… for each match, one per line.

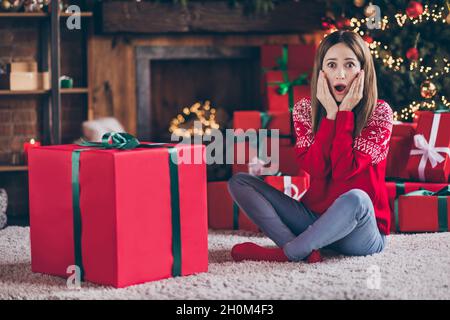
left=260, top=44, right=315, bottom=95
left=396, top=187, right=450, bottom=233
left=207, top=181, right=259, bottom=232
left=232, top=144, right=300, bottom=177
left=261, top=44, right=316, bottom=73
left=264, top=70, right=310, bottom=112
left=406, top=111, right=450, bottom=182
left=386, top=136, right=413, bottom=179
left=233, top=110, right=293, bottom=146
left=264, top=175, right=309, bottom=201
left=391, top=122, right=417, bottom=138
left=385, top=181, right=449, bottom=232
left=28, top=143, right=208, bottom=288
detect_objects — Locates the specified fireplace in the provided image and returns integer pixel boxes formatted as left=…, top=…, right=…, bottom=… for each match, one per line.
left=135, top=46, right=262, bottom=142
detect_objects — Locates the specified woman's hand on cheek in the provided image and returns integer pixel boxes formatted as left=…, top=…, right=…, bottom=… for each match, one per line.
left=316, top=70, right=338, bottom=119
left=340, top=70, right=364, bottom=111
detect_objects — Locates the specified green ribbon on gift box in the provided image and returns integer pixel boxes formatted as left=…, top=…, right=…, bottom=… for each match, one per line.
left=233, top=202, right=240, bottom=230
left=268, top=71, right=308, bottom=113
left=394, top=184, right=450, bottom=233
left=72, top=133, right=183, bottom=281
left=275, top=45, right=289, bottom=71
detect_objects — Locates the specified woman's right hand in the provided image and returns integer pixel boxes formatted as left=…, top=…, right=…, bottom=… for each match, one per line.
left=316, top=70, right=338, bottom=119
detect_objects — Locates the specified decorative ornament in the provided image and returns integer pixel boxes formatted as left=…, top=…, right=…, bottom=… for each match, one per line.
left=320, top=16, right=335, bottom=30
left=362, top=34, right=374, bottom=43
left=446, top=12, right=450, bottom=24
left=354, top=0, right=365, bottom=8
left=364, top=2, right=377, bottom=17
left=420, top=80, right=437, bottom=99
left=406, top=47, right=419, bottom=61
left=169, top=101, right=220, bottom=137
left=0, top=0, right=24, bottom=11
left=335, top=16, right=351, bottom=29
left=406, top=1, right=424, bottom=18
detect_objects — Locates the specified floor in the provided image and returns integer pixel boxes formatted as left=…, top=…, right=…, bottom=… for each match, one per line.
left=1, top=226, right=449, bottom=299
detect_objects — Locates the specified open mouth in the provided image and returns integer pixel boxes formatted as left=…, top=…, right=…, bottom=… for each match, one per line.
left=333, top=84, right=347, bottom=94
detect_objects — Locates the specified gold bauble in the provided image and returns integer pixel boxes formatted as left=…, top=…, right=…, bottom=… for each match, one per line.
left=1, top=0, right=11, bottom=10
left=446, top=13, right=450, bottom=25
left=420, top=80, right=437, bottom=99
left=364, top=2, right=376, bottom=17
left=354, top=0, right=366, bottom=8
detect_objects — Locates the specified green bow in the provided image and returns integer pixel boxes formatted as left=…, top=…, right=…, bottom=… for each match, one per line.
left=72, top=133, right=182, bottom=281
left=275, top=45, right=289, bottom=71
left=277, top=73, right=309, bottom=96
left=394, top=185, right=450, bottom=233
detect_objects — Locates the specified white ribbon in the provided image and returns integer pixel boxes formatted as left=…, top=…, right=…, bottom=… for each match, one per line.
left=248, top=156, right=266, bottom=176
left=409, top=113, right=450, bottom=181
left=283, top=176, right=306, bottom=201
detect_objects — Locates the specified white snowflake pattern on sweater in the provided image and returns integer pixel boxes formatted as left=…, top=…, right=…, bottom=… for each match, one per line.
left=293, top=98, right=393, bottom=165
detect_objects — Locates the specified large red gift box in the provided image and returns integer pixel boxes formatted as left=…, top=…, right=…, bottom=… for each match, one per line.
left=28, top=143, right=208, bottom=288
left=406, top=111, right=450, bottom=182
left=385, top=181, right=449, bottom=232
left=207, top=175, right=309, bottom=231
left=207, top=181, right=259, bottom=232
left=396, top=187, right=450, bottom=232
left=264, top=70, right=310, bottom=112
left=386, top=136, right=413, bottom=179
left=261, top=44, right=316, bottom=72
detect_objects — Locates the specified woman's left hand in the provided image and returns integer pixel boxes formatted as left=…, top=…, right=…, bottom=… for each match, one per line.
left=340, top=70, right=364, bottom=111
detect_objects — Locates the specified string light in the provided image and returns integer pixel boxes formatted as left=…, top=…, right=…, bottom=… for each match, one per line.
left=169, top=101, right=220, bottom=137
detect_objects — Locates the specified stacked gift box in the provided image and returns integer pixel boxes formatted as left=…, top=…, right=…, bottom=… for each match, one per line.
left=386, top=110, right=450, bottom=233
left=207, top=44, right=315, bottom=232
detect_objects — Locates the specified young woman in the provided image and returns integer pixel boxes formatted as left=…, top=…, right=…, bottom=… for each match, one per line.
left=228, top=30, right=393, bottom=263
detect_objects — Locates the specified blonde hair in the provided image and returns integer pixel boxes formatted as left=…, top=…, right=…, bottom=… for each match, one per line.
left=310, top=30, right=378, bottom=137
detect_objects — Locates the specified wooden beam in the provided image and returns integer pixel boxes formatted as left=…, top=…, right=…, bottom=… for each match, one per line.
left=51, top=1, right=61, bottom=145
left=101, top=1, right=325, bottom=34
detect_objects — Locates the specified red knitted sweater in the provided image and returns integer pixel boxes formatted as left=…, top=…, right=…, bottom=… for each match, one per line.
left=293, top=97, right=394, bottom=235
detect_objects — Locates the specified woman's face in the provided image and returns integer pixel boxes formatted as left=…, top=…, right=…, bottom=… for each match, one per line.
left=321, top=43, right=362, bottom=102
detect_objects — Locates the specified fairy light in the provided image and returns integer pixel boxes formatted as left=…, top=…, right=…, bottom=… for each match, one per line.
left=169, top=101, right=220, bottom=137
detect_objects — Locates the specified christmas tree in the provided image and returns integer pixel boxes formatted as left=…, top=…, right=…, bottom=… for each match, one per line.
left=321, top=0, right=450, bottom=121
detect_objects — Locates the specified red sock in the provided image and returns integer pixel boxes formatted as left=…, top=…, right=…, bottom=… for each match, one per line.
left=306, top=250, right=323, bottom=264
left=231, top=242, right=323, bottom=264
left=231, top=242, right=289, bottom=262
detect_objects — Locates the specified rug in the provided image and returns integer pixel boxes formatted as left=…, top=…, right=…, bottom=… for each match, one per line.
left=1, top=226, right=449, bottom=300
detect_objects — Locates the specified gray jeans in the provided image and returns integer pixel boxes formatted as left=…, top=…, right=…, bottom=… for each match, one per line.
left=228, top=173, right=386, bottom=261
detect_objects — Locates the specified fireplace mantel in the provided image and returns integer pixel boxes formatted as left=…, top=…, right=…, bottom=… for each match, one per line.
left=100, top=0, right=325, bottom=34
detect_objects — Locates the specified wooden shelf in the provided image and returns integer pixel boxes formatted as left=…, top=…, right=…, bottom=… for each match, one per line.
left=0, top=88, right=88, bottom=95
left=0, top=165, right=28, bottom=172
left=61, top=88, right=89, bottom=94
left=0, top=12, right=47, bottom=18
left=0, top=12, right=93, bottom=18
left=61, top=12, right=93, bottom=18
left=0, top=89, right=49, bottom=95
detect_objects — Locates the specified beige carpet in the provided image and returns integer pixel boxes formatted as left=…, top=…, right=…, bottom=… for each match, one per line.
left=1, top=226, right=449, bottom=300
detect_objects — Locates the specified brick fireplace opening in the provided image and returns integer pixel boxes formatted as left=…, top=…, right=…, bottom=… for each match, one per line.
left=135, top=46, right=262, bottom=142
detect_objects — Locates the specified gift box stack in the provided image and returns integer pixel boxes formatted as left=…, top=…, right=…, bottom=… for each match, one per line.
left=386, top=110, right=450, bottom=233
left=207, top=44, right=315, bottom=232
left=28, top=135, right=209, bottom=288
